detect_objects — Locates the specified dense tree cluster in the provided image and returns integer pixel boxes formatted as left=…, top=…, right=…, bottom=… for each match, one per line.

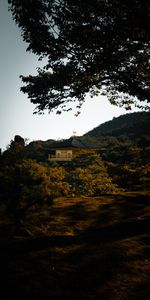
left=0, top=131, right=149, bottom=231
left=8, top=0, right=150, bottom=113
left=0, top=136, right=118, bottom=226
left=67, top=151, right=118, bottom=196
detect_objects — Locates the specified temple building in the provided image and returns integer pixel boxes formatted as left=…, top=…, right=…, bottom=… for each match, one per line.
left=48, top=137, right=102, bottom=161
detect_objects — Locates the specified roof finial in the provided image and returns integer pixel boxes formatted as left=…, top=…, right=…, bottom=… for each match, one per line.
left=73, top=131, right=77, bottom=136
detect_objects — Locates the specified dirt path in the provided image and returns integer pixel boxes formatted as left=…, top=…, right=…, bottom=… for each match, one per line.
left=0, top=193, right=150, bottom=299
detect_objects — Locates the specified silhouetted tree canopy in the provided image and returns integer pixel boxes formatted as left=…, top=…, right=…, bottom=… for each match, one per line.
left=8, top=0, right=150, bottom=113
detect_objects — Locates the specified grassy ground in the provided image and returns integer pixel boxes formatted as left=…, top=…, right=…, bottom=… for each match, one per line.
left=0, top=192, right=150, bottom=299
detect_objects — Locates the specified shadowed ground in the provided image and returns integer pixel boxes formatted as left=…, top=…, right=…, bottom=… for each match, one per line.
left=0, top=192, right=150, bottom=299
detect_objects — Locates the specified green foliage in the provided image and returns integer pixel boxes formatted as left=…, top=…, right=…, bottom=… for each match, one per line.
left=2, top=135, right=26, bottom=164
left=8, top=0, right=150, bottom=113
left=47, top=166, right=70, bottom=198
left=22, top=139, right=55, bottom=162
left=1, top=109, right=149, bottom=224
left=68, top=152, right=119, bottom=196
left=0, top=159, right=69, bottom=224
left=1, top=160, right=51, bottom=211
left=81, top=112, right=150, bottom=191
left=106, top=161, right=150, bottom=190
left=24, top=140, right=48, bottom=162
left=2, top=136, right=55, bottom=163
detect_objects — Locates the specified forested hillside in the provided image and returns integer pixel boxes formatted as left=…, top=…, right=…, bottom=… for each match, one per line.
left=84, top=112, right=150, bottom=141
left=1, top=112, right=149, bottom=208
left=83, top=112, right=150, bottom=191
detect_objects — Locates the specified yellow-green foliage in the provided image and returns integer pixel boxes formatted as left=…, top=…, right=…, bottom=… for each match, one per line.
left=0, top=159, right=70, bottom=219
left=0, top=153, right=119, bottom=218
left=47, top=166, right=70, bottom=198
left=68, top=152, right=119, bottom=196
left=106, top=161, right=150, bottom=190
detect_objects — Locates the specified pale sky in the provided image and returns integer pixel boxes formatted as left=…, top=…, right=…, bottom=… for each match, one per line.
left=0, top=1, right=139, bottom=151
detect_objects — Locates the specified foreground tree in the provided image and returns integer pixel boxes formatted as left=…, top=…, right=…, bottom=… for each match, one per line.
left=0, top=160, right=51, bottom=228
left=2, top=135, right=26, bottom=165
left=0, top=159, right=69, bottom=231
left=8, top=0, right=150, bottom=113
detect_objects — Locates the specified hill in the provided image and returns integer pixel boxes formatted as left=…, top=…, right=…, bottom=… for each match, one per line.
left=84, top=112, right=150, bottom=141
left=2, top=112, right=149, bottom=166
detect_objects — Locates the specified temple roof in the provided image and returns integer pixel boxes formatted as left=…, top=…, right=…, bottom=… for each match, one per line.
left=49, top=137, right=102, bottom=149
